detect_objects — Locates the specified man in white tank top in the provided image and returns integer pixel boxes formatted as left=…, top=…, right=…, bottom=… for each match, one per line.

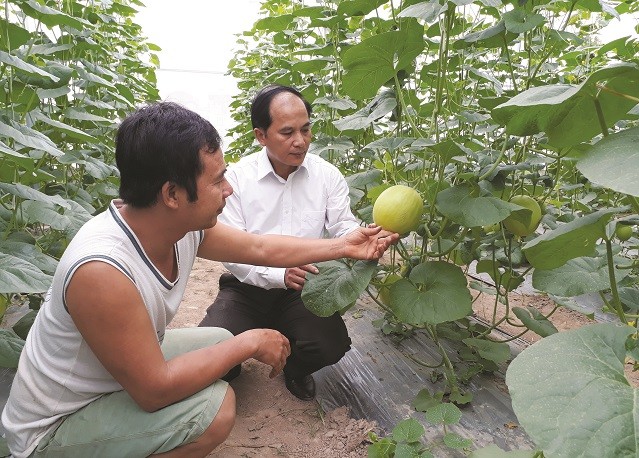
left=1, top=102, right=398, bottom=458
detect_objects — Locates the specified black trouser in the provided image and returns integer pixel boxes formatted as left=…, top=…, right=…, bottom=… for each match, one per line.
left=199, top=273, right=352, bottom=380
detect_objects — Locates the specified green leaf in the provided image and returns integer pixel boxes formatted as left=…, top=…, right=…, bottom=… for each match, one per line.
left=0, top=253, right=52, bottom=294
left=532, top=256, right=627, bottom=296
left=619, top=287, right=639, bottom=312
left=425, top=403, right=462, bottom=425
left=342, top=19, right=424, bottom=99
left=13, top=310, right=37, bottom=340
left=492, top=62, right=639, bottom=147
left=522, top=207, right=619, bottom=269
left=443, top=432, right=473, bottom=449
left=31, top=112, right=98, bottom=143
left=18, top=0, right=89, bottom=30
left=0, top=18, right=31, bottom=51
left=503, top=8, right=545, bottom=33
left=511, top=307, right=558, bottom=337
left=394, top=442, right=422, bottom=457
left=367, top=439, right=395, bottom=457
left=412, top=389, right=444, bottom=412
left=308, top=137, right=354, bottom=157
left=462, top=337, right=512, bottom=363
left=577, top=126, right=639, bottom=197
left=0, top=240, right=58, bottom=275
left=469, top=444, right=537, bottom=457
left=21, top=200, right=71, bottom=231
left=0, top=436, right=10, bottom=457
left=63, top=108, right=114, bottom=124
left=506, top=323, right=638, bottom=458
left=435, top=184, right=520, bottom=227
left=0, top=121, right=64, bottom=157
left=475, top=260, right=524, bottom=292
left=337, top=0, right=387, bottom=17
left=398, top=1, right=447, bottom=24
left=301, top=260, right=378, bottom=317
left=0, top=329, right=25, bottom=368
left=392, top=418, right=425, bottom=443
left=456, top=21, right=517, bottom=49
left=254, top=14, right=295, bottom=31
left=0, top=51, right=59, bottom=83
left=0, top=182, right=71, bottom=209
left=389, top=261, right=472, bottom=325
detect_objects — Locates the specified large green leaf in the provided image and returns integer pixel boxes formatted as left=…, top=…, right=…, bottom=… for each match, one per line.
left=31, top=111, right=98, bottom=143
left=577, top=126, right=639, bottom=197
left=0, top=182, right=71, bottom=209
left=0, top=329, right=25, bottom=368
left=336, top=0, right=387, bottom=17
left=0, top=121, right=64, bottom=157
left=506, top=323, right=638, bottom=458
left=435, top=184, right=520, bottom=227
left=0, top=51, right=59, bottom=82
left=18, top=0, right=89, bottom=30
left=389, top=261, right=472, bottom=325
left=0, top=253, right=52, bottom=293
left=342, top=19, right=424, bottom=99
left=462, top=337, right=512, bottom=363
left=391, top=418, right=425, bottom=443
left=511, top=307, right=558, bottom=338
left=532, top=255, right=627, bottom=297
left=0, top=240, right=58, bottom=275
left=301, top=260, right=378, bottom=317
left=455, top=21, right=517, bottom=49
left=503, top=8, right=545, bottom=33
left=492, top=62, right=639, bottom=147
left=522, top=208, right=619, bottom=270
left=0, top=18, right=31, bottom=51
left=397, top=1, right=447, bottom=24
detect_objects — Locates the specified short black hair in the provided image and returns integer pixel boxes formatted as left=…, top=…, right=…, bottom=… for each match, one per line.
left=250, top=84, right=312, bottom=131
left=116, top=102, right=222, bottom=208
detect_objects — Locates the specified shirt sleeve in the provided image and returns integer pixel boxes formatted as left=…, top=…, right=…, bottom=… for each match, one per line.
left=324, top=166, right=360, bottom=238
left=218, top=167, right=287, bottom=289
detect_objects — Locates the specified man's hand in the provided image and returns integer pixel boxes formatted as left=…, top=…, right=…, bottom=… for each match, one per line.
left=342, top=225, right=399, bottom=260
left=284, top=264, right=319, bottom=290
left=241, top=329, right=291, bottom=378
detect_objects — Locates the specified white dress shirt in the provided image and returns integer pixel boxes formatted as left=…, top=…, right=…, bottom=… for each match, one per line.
left=219, top=149, right=360, bottom=289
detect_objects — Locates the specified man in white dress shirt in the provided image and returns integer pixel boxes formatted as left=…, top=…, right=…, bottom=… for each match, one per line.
left=199, top=84, right=360, bottom=400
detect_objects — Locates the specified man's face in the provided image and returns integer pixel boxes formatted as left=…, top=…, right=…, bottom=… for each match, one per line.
left=189, top=149, right=233, bottom=229
left=254, top=92, right=311, bottom=179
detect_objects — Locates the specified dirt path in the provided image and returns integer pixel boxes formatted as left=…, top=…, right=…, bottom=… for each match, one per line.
left=169, top=258, right=376, bottom=457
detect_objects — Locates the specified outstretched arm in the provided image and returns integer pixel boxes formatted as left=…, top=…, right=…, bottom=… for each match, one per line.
left=197, top=223, right=398, bottom=267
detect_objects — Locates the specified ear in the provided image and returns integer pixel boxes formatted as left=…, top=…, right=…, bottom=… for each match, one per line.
left=160, top=181, right=180, bottom=209
left=254, top=127, right=267, bottom=146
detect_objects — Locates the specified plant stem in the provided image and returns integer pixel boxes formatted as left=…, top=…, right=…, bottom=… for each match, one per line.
left=593, top=98, right=609, bottom=137
left=605, top=237, right=626, bottom=323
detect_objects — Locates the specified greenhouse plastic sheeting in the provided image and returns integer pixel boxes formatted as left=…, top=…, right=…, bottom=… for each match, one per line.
left=315, top=298, right=537, bottom=457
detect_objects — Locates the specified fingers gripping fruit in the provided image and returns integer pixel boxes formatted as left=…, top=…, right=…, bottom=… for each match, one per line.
left=373, top=185, right=423, bottom=235
left=503, top=195, right=542, bottom=237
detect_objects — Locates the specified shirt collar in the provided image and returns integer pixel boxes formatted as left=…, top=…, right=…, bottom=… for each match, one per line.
left=256, top=148, right=310, bottom=181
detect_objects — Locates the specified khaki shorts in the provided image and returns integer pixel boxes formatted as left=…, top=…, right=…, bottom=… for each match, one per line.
left=30, top=327, right=232, bottom=457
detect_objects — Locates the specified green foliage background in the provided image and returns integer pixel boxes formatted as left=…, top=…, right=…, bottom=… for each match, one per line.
left=225, top=0, right=639, bottom=455
left=0, top=0, right=159, bottom=364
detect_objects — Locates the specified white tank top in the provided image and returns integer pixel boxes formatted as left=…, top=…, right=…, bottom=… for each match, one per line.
left=1, top=200, right=202, bottom=457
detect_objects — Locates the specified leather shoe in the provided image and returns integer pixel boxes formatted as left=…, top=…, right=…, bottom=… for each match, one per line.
left=285, top=374, right=316, bottom=401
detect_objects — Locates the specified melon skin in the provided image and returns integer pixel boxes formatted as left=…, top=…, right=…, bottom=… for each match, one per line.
left=373, top=185, right=423, bottom=234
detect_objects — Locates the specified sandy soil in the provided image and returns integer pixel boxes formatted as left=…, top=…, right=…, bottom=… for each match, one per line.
left=169, top=258, right=377, bottom=458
